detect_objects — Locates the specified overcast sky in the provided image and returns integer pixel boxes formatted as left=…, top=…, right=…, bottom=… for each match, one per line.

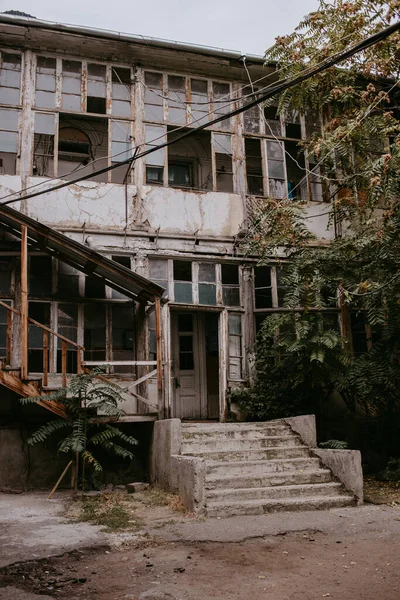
left=0, top=0, right=320, bottom=56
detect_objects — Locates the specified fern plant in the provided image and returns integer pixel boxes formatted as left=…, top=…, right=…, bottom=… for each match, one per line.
left=20, top=369, right=138, bottom=490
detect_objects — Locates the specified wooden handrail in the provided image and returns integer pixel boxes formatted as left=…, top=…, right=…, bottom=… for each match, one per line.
left=0, top=299, right=84, bottom=351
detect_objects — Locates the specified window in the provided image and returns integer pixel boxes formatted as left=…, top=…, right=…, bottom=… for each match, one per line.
left=266, top=140, right=286, bottom=199
left=221, top=264, right=240, bottom=306
left=87, top=63, right=106, bottom=114
left=28, top=302, right=51, bottom=372
left=33, top=112, right=55, bottom=177
left=242, top=87, right=261, bottom=134
left=190, top=79, right=208, bottom=124
left=350, top=312, right=369, bottom=356
left=149, top=311, right=157, bottom=361
left=245, top=138, right=263, bottom=195
left=213, top=82, right=230, bottom=130
left=84, top=304, right=106, bottom=361
left=174, top=260, right=192, bottom=303
left=29, top=255, right=52, bottom=297
left=0, top=52, right=21, bottom=106
left=112, top=304, right=135, bottom=373
left=213, top=133, right=233, bottom=192
left=145, top=124, right=166, bottom=184
left=0, top=108, right=19, bottom=174
left=57, top=261, right=80, bottom=297
left=0, top=257, right=12, bottom=295
left=149, top=259, right=168, bottom=292
left=178, top=313, right=195, bottom=370
left=112, top=67, right=132, bottom=117
left=57, top=304, right=78, bottom=373
left=111, top=120, right=134, bottom=183
left=0, top=301, right=11, bottom=360
left=111, top=255, right=131, bottom=299
left=167, top=75, right=187, bottom=125
left=254, top=266, right=273, bottom=308
left=228, top=314, right=243, bottom=379
left=198, top=263, right=216, bottom=305
left=85, top=274, right=105, bottom=299
left=264, top=105, right=282, bottom=136
left=35, top=56, right=56, bottom=109
left=285, top=141, right=307, bottom=201
left=167, top=127, right=212, bottom=191
left=144, top=71, right=164, bottom=122
left=62, top=60, right=82, bottom=111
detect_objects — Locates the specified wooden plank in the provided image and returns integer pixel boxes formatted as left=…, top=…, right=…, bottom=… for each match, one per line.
left=155, top=296, right=163, bottom=394
left=20, top=225, right=28, bottom=380
left=82, top=360, right=157, bottom=366
left=119, top=369, right=157, bottom=391
left=6, top=309, right=12, bottom=366
left=0, top=299, right=20, bottom=315
left=88, top=415, right=157, bottom=423
left=61, top=341, right=67, bottom=387
left=43, top=331, right=49, bottom=388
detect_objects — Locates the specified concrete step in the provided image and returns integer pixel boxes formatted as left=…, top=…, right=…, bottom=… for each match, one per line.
left=181, top=435, right=304, bottom=454
left=205, top=468, right=333, bottom=490
left=183, top=446, right=310, bottom=463
left=182, top=423, right=291, bottom=439
left=206, top=494, right=356, bottom=517
left=206, top=481, right=344, bottom=502
left=206, top=457, right=322, bottom=477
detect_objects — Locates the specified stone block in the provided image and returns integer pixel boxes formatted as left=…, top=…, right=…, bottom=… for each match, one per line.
left=126, top=482, right=150, bottom=494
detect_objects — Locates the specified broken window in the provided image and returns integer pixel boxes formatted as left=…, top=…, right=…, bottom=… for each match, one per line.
left=254, top=266, right=273, bottom=308
left=174, top=260, right=192, bottom=303
left=57, top=114, right=108, bottom=182
left=33, top=112, right=55, bottom=177
left=285, top=111, right=302, bottom=139
left=228, top=314, right=243, bottom=380
left=111, top=120, right=134, bottom=183
left=198, top=263, right=216, bottom=305
left=213, top=82, right=230, bottom=131
left=167, top=127, right=212, bottom=191
left=213, top=133, right=233, bottom=192
left=190, top=78, right=209, bottom=125
left=243, top=87, right=261, bottom=134
left=263, top=105, right=281, bottom=136
left=221, top=264, right=240, bottom=307
left=84, top=304, right=106, bottom=361
left=87, top=63, right=107, bottom=114
left=245, top=138, right=263, bottom=195
left=62, top=60, right=82, bottom=112
left=0, top=256, right=13, bottom=295
left=57, top=303, right=78, bottom=373
left=285, top=140, right=307, bottom=201
left=28, top=301, right=51, bottom=372
left=145, top=124, right=166, bottom=184
left=112, top=304, right=135, bottom=372
left=266, top=140, right=286, bottom=199
left=29, top=255, right=52, bottom=297
left=112, top=67, right=132, bottom=117
left=167, top=75, right=187, bottom=125
left=0, top=108, right=19, bottom=174
left=57, top=261, right=80, bottom=298
left=0, top=52, right=21, bottom=106
left=144, top=71, right=164, bottom=122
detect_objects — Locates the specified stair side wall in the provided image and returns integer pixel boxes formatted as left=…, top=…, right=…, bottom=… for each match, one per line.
left=284, top=415, right=363, bottom=505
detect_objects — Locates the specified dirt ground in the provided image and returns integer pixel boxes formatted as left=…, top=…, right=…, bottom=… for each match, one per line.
left=1, top=481, right=400, bottom=600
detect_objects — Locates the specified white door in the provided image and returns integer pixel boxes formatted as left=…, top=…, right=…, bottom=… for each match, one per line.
left=172, top=312, right=203, bottom=419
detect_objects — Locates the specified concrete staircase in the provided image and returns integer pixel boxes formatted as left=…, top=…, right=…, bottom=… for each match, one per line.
left=180, top=421, right=356, bottom=517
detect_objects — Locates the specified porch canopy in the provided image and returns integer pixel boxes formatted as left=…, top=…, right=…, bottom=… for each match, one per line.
left=0, top=204, right=165, bottom=302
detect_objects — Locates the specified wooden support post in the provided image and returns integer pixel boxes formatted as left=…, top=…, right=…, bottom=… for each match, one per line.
left=77, top=348, right=83, bottom=374
left=61, top=341, right=67, bottom=387
left=155, top=297, right=163, bottom=418
left=20, top=226, right=28, bottom=380
left=43, top=331, right=49, bottom=387
left=6, top=309, right=12, bottom=366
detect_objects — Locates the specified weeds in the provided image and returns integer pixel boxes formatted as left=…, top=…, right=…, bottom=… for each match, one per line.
left=78, top=492, right=143, bottom=532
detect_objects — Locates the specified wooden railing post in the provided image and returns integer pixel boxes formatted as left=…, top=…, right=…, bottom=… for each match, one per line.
left=20, top=225, right=28, bottom=380
left=155, top=297, right=163, bottom=418
left=42, top=331, right=49, bottom=387
left=62, top=341, right=67, bottom=387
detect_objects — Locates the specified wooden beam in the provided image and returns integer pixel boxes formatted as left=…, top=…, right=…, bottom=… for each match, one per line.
left=82, top=360, right=158, bottom=366
left=119, top=369, right=157, bottom=391
left=20, top=225, right=28, bottom=380
left=43, top=331, right=49, bottom=388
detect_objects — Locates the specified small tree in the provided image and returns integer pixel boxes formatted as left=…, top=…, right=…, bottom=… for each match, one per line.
left=20, top=370, right=138, bottom=491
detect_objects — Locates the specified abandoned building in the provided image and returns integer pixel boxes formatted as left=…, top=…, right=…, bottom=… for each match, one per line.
left=0, top=13, right=363, bottom=512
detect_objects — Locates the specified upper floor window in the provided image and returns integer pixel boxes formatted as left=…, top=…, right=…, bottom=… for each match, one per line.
left=143, top=71, right=232, bottom=131
left=34, top=56, right=133, bottom=118
left=0, top=52, right=21, bottom=106
left=0, top=107, right=19, bottom=174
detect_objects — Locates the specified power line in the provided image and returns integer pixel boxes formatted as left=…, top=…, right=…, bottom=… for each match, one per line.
left=1, top=20, right=399, bottom=208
